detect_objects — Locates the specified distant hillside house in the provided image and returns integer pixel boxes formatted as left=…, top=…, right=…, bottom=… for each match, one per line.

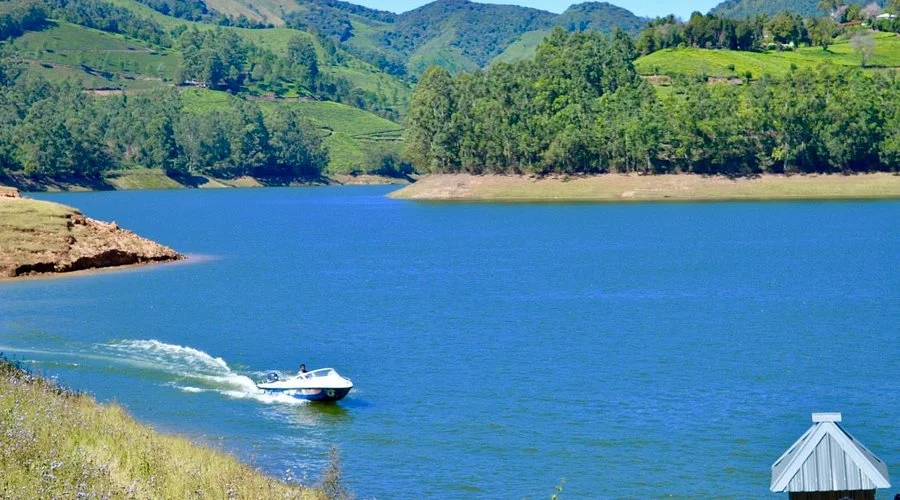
left=771, top=413, right=891, bottom=500
left=876, top=13, right=897, bottom=19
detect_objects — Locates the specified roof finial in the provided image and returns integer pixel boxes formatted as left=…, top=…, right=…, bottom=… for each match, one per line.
left=812, top=412, right=842, bottom=423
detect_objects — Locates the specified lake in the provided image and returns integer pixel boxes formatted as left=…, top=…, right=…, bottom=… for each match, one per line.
left=1, top=187, right=898, bottom=498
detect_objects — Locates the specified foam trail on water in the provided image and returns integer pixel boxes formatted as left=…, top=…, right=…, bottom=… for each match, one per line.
left=96, top=339, right=305, bottom=405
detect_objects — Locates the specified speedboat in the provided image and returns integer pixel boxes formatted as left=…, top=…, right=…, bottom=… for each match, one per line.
left=256, top=368, right=353, bottom=402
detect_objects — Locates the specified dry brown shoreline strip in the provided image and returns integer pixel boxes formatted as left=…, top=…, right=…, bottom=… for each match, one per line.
left=388, top=173, right=900, bottom=201
left=0, top=188, right=184, bottom=279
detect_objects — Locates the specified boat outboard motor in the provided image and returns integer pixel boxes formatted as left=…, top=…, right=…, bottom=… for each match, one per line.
left=266, top=372, right=280, bottom=382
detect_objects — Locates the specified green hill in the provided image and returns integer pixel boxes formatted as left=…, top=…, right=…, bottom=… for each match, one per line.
left=635, top=32, right=900, bottom=78
left=0, top=0, right=411, bottom=178
left=60, top=0, right=405, bottom=114
left=710, top=0, right=824, bottom=18
left=270, top=0, right=648, bottom=76
left=492, top=2, right=648, bottom=65
left=10, top=20, right=179, bottom=90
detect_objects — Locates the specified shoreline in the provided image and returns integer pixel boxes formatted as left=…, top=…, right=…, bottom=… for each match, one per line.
left=1, top=169, right=410, bottom=192
left=387, top=173, right=900, bottom=202
left=1, top=190, right=185, bottom=279
left=0, top=253, right=217, bottom=284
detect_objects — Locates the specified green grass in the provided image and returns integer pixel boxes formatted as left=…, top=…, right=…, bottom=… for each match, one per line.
left=407, top=29, right=478, bottom=76
left=204, top=0, right=277, bottom=24
left=22, top=60, right=114, bottom=88
left=11, top=21, right=180, bottom=88
left=635, top=32, right=900, bottom=78
left=0, top=358, right=322, bottom=498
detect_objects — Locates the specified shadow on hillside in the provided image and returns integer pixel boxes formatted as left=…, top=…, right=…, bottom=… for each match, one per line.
left=253, top=175, right=332, bottom=187
left=0, top=171, right=114, bottom=192
left=168, top=173, right=211, bottom=188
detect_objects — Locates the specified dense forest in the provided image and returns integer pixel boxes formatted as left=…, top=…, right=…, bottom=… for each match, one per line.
left=638, top=2, right=899, bottom=55
left=711, top=0, right=825, bottom=18
left=711, top=0, right=893, bottom=18
left=3, top=0, right=900, bottom=184
left=406, top=29, right=899, bottom=176
left=0, top=54, right=328, bottom=182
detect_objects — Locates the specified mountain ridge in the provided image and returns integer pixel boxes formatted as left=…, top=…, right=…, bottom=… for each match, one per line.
left=710, top=0, right=822, bottom=18
left=204, top=0, right=649, bottom=74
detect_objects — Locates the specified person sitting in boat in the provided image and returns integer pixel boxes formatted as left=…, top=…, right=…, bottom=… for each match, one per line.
left=299, top=364, right=307, bottom=374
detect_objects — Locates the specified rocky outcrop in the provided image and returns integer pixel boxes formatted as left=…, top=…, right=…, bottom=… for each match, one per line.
left=0, top=194, right=183, bottom=278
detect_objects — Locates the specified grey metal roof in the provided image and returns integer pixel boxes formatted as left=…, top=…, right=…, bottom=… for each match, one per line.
left=771, top=413, right=891, bottom=493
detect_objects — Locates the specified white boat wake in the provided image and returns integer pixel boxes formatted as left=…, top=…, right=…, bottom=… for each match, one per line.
left=95, top=339, right=305, bottom=405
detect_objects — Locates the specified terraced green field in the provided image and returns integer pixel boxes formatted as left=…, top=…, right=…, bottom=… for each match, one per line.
left=279, top=101, right=404, bottom=174
left=99, top=0, right=409, bottom=109
left=10, top=21, right=179, bottom=89
left=635, top=32, right=900, bottom=78
left=3, top=8, right=409, bottom=174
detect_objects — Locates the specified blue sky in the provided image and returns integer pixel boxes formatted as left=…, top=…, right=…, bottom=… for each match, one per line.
left=351, top=1, right=722, bottom=20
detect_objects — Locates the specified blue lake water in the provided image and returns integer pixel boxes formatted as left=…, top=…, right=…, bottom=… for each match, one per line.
left=1, top=187, right=898, bottom=498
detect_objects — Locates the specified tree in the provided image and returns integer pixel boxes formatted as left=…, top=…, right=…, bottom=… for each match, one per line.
left=768, top=12, right=802, bottom=45
left=229, top=101, right=268, bottom=175
left=266, top=108, right=328, bottom=179
left=287, top=35, right=319, bottom=84
left=404, top=66, right=459, bottom=172
left=178, top=29, right=246, bottom=90
left=861, top=2, right=882, bottom=20
left=810, top=17, right=837, bottom=50
left=818, top=0, right=843, bottom=17
left=850, top=30, right=875, bottom=66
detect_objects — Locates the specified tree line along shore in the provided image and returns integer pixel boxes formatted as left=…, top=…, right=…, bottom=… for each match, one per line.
left=3, top=0, right=900, bottom=193
left=405, top=29, right=900, bottom=179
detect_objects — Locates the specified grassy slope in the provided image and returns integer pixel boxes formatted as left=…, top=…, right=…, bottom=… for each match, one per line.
left=3, top=8, right=409, bottom=175
left=389, top=173, right=900, bottom=202
left=204, top=0, right=282, bottom=25
left=9, top=21, right=179, bottom=89
left=635, top=32, right=900, bottom=78
left=491, top=29, right=549, bottom=65
left=0, top=359, right=320, bottom=498
left=0, top=196, right=75, bottom=261
left=181, top=89, right=404, bottom=174
left=100, top=0, right=410, bottom=108
left=405, top=26, right=478, bottom=76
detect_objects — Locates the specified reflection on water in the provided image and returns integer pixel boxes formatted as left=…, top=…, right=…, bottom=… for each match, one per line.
left=292, top=402, right=353, bottom=426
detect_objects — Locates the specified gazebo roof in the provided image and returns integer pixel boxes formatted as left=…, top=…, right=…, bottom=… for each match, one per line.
left=771, top=413, right=890, bottom=493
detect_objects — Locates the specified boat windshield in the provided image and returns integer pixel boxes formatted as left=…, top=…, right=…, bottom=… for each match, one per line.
left=299, top=368, right=335, bottom=379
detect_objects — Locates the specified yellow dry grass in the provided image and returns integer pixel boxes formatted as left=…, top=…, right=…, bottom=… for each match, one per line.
left=0, top=359, right=322, bottom=499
